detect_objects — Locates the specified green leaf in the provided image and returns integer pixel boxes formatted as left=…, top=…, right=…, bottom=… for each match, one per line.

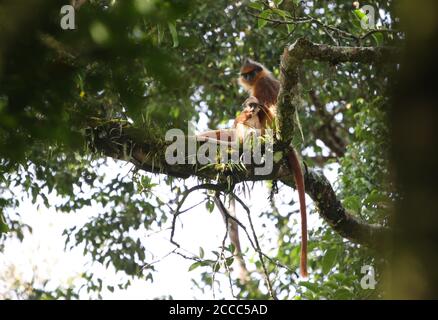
left=271, top=8, right=288, bottom=18
left=214, top=263, right=221, bottom=272
left=258, top=18, right=268, bottom=29
left=188, top=261, right=202, bottom=271
left=371, top=32, right=384, bottom=46
left=299, top=281, right=319, bottom=293
left=258, top=10, right=272, bottom=29
left=343, top=195, right=361, bottom=214
left=40, top=193, right=50, bottom=208
left=248, top=2, right=264, bottom=11
left=0, top=212, right=9, bottom=234
left=273, top=0, right=284, bottom=6
left=273, top=151, right=283, bottom=163
left=168, top=22, right=179, bottom=48
left=322, top=248, right=338, bottom=274
left=199, top=247, right=205, bottom=259
left=334, top=287, right=352, bottom=300
left=205, top=200, right=215, bottom=213
left=364, top=190, right=389, bottom=208
left=353, top=9, right=367, bottom=21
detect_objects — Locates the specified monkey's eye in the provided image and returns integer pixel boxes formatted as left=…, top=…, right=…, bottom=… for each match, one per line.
left=242, top=71, right=256, bottom=81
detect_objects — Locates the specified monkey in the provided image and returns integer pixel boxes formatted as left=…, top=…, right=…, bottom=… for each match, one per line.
left=238, top=59, right=279, bottom=131
left=239, top=58, right=308, bottom=278
left=196, top=96, right=264, bottom=147
left=196, top=59, right=308, bottom=278
left=198, top=97, right=262, bottom=283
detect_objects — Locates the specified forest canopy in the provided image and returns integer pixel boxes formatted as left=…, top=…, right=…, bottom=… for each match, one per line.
left=1, top=0, right=437, bottom=300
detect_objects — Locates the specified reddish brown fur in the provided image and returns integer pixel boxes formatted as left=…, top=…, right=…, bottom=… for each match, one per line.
left=287, top=149, right=308, bottom=278
left=239, top=59, right=308, bottom=278
left=197, top=59, right=308, bottom=277
left=238, top=60, right=280, bottom=130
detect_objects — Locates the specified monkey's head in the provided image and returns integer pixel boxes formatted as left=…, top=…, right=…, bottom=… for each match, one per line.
left=238, top=58, right=266, bottom=91
left=241, top=96, right=261, bottom=118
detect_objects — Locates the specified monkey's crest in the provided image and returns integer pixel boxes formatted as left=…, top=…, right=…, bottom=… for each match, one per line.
left=239, top=58, right=267, bottom=91
left=238, top=58, right=280, bottom=109
left=240, top=58, right=264, bottom=74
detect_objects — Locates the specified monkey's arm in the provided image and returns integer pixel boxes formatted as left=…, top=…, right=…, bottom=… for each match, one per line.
left=197, top=129, right=236, bottom=142
left=196, top=97, right=261, bottom=146
left=195, top=129, right=242, bottom=149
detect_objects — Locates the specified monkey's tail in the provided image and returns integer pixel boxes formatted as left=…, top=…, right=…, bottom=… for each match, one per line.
left=287, top=149, right=308, bottom=278
left=214, top=195, right=250, bottom=283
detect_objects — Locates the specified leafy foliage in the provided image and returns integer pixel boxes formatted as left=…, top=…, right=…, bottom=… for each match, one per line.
left=0, top=0, right=400, bottom=299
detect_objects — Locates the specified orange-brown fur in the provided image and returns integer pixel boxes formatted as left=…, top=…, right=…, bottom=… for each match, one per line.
left=239, top=59, right=308, bottom=278
left=197, top=96, right=263, bottom=144
left=239, top=59, right=280, bottom=130
left=197, top=59, right=308, bottom=277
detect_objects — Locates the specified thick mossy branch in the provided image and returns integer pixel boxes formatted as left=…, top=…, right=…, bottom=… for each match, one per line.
left=271, top=37, right=395, bottom=247
left=280, top=170, right=389, bottom=249
left=277, top=47, right=301, bottom=145
left=276, top=37, right=399, bottom=143
left=89, top=121, right=282, bottom=182
left=88, top=37, right=396, bottom=249
left=89, top=121, right=389, bottom=248
left=287, top=37, right=400, bottom=64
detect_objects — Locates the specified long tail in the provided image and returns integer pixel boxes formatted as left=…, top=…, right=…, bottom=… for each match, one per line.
left=287, top=149, right=308, bottom=278
left=214, top=194, right=250, bottom=283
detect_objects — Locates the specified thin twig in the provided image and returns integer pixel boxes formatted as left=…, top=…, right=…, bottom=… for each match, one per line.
left=213, top=213, right=236, bottom=299
left=249, top=7, right=399, bottom=46
left=174, top=250, right=204, bottom=262
left=170, top=183, right=225, bottom=247
left=248, top=10, right=358, bottom=43
left=230, top=192, right=277, bottom=300
left=360, top=28, right=400, bottom=40
left=138, top=248, right=177, bottom=274
left=214, top=193, right=250, bottom=283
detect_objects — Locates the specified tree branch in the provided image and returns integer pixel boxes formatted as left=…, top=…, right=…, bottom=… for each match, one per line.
left=286, top=37, right=400, bottom=65
left=89, top=122, right=389, bottom=249
left=309, top=89, right=348, bottom=157
left=88, top=37, right=394, bottom=251
left=213, top=194, right=250, bottom=284
left=280, top=170, right=389, bottom=249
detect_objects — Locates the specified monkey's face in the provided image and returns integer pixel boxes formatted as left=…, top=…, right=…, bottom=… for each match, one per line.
left=242, top=96, right=261, bottom=118
left=239, top=59, right=264, bottom=87
left=242, top=105, right=259, bottom=118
